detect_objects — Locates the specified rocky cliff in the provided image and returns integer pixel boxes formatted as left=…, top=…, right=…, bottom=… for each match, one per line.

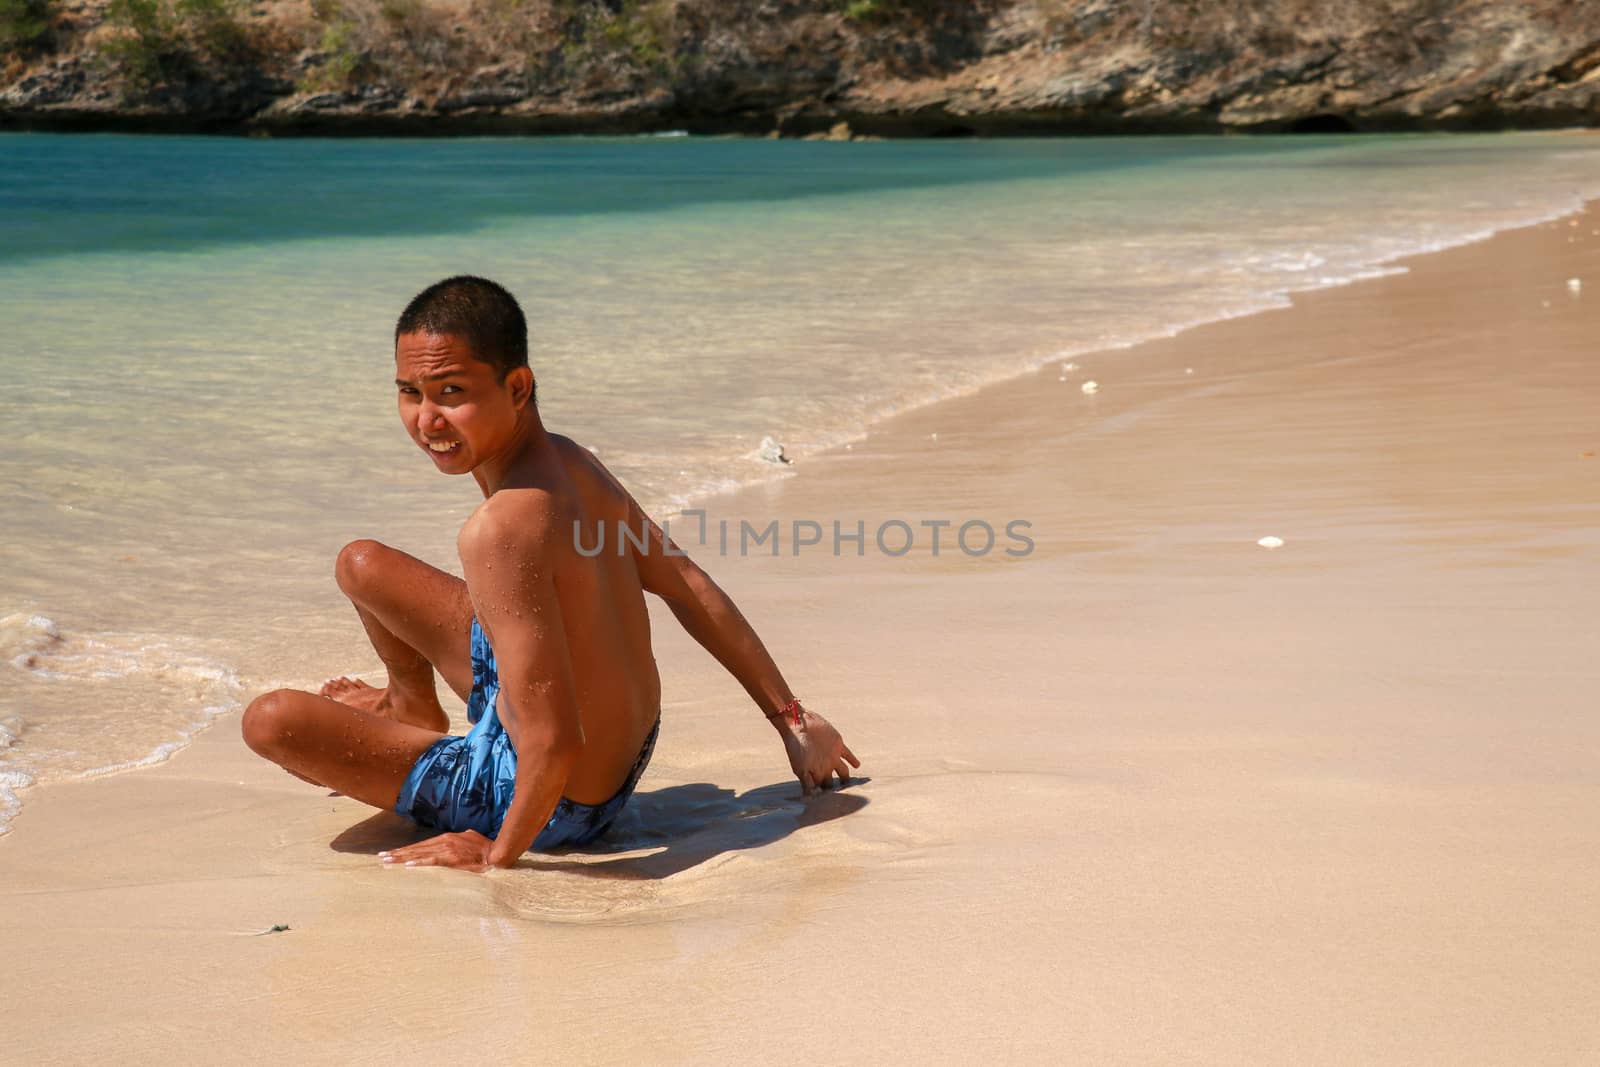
left=3, top=0, right=1599, bottom=136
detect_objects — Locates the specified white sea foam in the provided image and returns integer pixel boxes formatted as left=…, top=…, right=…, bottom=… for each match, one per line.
left=2, top=613, right=62, bottom=669
left=0, top=716, right=30, bottom=838
left=0, top=611, right=244, bottom=835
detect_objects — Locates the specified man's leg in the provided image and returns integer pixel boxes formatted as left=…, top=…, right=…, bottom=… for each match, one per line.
left=241, top=688, right=443, bottom=811
left=320, top=539, right=476, bottom=732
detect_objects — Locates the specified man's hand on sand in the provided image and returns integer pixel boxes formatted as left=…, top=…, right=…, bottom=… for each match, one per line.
left=781, top=709, right=860, bottom=795
left=380, top=829, right=496, bottom=872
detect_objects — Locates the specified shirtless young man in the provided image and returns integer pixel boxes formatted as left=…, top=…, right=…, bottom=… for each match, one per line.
left=241, top=275, right=859, bottom=872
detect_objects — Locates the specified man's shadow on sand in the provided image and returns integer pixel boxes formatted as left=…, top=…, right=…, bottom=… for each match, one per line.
left=330, top=779, right=870, bottom=880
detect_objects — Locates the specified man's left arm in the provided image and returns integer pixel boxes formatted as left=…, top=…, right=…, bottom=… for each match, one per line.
left=471, top=503, right=584, bottom=868
left=383, top=500, right=582, bottom=871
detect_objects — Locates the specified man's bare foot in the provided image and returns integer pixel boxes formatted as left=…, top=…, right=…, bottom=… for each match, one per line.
left=319, top=677, right=449, bottom=732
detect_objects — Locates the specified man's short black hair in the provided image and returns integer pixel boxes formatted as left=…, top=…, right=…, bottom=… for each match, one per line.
left=395, top=276, right=532, bottom=397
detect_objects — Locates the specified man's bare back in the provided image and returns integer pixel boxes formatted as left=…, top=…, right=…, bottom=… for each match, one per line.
left=457, top=429, right=664, bottom=806
left=241, top=276, right=858, bottom=871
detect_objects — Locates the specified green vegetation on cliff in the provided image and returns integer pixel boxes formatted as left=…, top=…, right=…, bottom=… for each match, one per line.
left=101, top=0, right=248, bottom=88
left=1, top=0, right=52, bottom=57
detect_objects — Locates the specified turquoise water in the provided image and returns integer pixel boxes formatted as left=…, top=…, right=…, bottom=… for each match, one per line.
left=2, top=130, right=1598, bottom=832
left=0, top=134, right=1378, bottom=263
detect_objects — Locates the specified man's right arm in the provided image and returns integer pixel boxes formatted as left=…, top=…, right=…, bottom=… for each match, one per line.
left=627, top=502, right=859, bottom=792
left=630, top=506, right=794, bottom=726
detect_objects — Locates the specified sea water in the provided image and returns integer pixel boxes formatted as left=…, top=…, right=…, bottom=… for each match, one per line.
left=2, top=130, right=1597, bottom=834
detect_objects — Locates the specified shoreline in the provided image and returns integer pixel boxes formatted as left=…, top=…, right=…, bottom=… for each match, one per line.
left=5, top=201, right=1600, bottom=1061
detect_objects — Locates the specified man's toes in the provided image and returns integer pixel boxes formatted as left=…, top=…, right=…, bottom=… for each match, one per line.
left=320, top=677, right=366, bottom=700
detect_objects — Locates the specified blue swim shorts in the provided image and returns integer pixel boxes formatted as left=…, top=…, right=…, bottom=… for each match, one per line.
left=394, top=618, right=658, bottom=850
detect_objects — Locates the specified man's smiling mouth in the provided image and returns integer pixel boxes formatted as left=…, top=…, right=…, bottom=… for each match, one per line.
left=424, top=440, right=459, bottom=453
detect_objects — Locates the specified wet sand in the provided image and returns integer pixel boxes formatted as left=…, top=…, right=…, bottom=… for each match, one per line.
left=4, top=207, right=1599, bottom=1063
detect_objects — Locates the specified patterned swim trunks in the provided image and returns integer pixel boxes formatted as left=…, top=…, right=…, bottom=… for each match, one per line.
left=394, top=618, right=659, bottom=850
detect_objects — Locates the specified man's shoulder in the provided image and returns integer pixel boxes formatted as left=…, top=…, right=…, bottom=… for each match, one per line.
left=458, top=488, right=568, bottom=562
left=546, top=432, right=637, bottom=516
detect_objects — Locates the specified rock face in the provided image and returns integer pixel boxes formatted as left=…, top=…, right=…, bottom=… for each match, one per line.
left=2, top=0, right=1597, bottom=136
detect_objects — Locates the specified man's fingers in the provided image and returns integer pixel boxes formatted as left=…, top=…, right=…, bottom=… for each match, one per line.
left=382, top=848, right=442, bottom=868
left=801, top=771, right=816, bottom=796
left=842, top=745, right=860, bottom=768
left=834, top=759, right=851, bottom=785
left=381, top=843, right=435, bottom=863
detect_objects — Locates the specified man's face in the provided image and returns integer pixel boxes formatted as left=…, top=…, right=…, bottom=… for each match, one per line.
left=394, top=331, right=527, bottom=474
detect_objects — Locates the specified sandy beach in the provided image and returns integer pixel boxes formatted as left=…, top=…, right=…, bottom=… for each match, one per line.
left=4, top=204, right=1598, bottom=1064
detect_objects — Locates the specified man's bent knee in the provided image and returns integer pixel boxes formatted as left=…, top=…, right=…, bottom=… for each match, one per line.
left=241, top=689, right=301, bottom=761
left=334, top=538, right=391, bottom=597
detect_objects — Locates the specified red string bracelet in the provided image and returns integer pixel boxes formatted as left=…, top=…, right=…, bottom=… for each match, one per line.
left=765, top=698, right=806, bottom=729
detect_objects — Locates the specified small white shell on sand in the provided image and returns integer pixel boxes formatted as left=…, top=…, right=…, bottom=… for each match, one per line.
left=1081, top=380, right=1099, bottom=395
left=1567, top=277, right=1582, bottom=294
left=1060, top=361, right=1079, bottom=373
left=757, top=435, right=792, bottom=465
left=930, top=432, right=939, bottom=441
left=1257, top=536, right=1285, bottom=549
left=1184, top=367, right=1194, bottom=375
